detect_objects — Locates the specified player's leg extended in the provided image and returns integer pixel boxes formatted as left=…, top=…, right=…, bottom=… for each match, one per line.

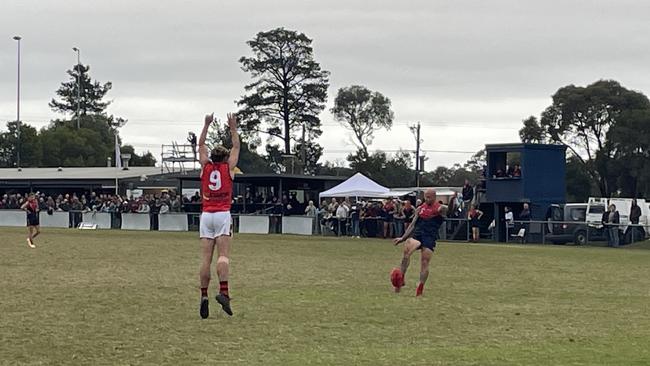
left=215, top=235, right=233, bottom=316
left=199, top=238, right=216, bottom=290
left=401, top=238, right=420, bottom=277
left=33, top=225, right=41, bottom=240
left=392, top=238, right=420, bottom=292
left=215, top=235, right=231, bottom=289
left=199, top=238, right=215, bottom=319
left=26, top=226, right=36, bottom=248
left=416, top=248, right=434, bottom=296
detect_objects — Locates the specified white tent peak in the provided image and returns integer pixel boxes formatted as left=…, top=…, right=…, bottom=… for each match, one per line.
left=319, top=172, right=389, bottom=198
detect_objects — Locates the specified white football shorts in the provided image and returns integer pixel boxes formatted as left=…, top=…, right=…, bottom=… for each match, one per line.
left=199, top=211, right=233, bottom=239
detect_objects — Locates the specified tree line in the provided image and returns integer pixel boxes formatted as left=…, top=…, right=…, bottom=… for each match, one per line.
left=3, top=27, right=649, bottom=201
left=0, top=64, right=155, bottom=168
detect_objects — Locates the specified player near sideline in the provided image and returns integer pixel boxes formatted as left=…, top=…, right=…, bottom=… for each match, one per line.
left=391, top=189, right=448, bottom=297
left=198, top=112, right=240, bottom=319
left=21, top=193, right=40, bottom=248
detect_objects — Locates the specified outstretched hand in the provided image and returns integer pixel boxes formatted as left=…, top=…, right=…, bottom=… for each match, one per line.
left=227, top=113, right=237, bottom=131
left=204, top=113, right=214, bottom=126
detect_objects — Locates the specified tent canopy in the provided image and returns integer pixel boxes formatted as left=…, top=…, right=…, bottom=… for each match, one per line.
left=319, top=173, right=390, bottom=198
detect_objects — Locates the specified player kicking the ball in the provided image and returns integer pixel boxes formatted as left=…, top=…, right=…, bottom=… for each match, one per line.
left=198, top=112, right=240, bottom=319
left=391, top=189, right=447, bottom=297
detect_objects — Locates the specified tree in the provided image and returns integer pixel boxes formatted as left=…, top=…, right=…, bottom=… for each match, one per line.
left=347, top=149, right=414, bottom=187
left=0, top=121, right=42, bottom=167
left=208, top=123, right=273, bottom=174
left=565, top=156, right=595, bottom=202
left=39, top=114, right=124, bottom=167
left=293, top=140, right=323, bottom=175
left=605, top=109, right=650, bottom=197
left=49, top=64, right=112, bottom=117
left=522, top=80, right=650, bottom=196
left=463, top=149, right=486, bottom=176
left=331, top=85, right=394, bottom=157
left=518, top=116, right=547, bottom=143
left=237, top=28, right=330, bottom=164
left=120, top=145, right=157, bottom=167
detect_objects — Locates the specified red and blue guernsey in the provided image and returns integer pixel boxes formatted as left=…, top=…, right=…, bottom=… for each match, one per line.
left=200, top=161, right=233, bottom=213
left=414, top=202, right=445, bottom=246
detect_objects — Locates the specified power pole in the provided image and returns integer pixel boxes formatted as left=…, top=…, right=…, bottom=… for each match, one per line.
left=301, top=123, right=306, bottom=174
left=414, top=122, right=421, bottom=187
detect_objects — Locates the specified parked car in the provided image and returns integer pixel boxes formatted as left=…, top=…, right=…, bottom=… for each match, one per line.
left=546, top=198, right=649, bottom=245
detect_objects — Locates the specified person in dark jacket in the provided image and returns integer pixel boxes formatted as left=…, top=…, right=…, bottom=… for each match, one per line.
left=602, top=204, right=620, bottom=247
left=630, top=199, right=642, bottom=225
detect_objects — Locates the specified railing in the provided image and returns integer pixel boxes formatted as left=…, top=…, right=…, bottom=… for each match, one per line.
left=0, top=210, right=647, bottom=244
left=0, top=210, right=318, bottom=236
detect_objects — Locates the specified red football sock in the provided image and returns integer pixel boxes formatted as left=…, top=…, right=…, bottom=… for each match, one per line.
left=200, top=287, right=208, bottom=297
left=219, top=281, right=229, bottom=297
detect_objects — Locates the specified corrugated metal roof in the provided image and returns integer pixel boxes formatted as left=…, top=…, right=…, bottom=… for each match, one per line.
left=0, top=167, right=162, bottom=180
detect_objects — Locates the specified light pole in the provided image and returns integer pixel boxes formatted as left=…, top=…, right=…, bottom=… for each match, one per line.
left=13, top=36, right=21, bottom=169
left=111, top=118, right=127, bottom=195
left=72, top=47, right=81, bottom=129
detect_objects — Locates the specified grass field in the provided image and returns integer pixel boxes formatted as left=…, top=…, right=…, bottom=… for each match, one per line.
left=2, top=227, right=650, bottom=365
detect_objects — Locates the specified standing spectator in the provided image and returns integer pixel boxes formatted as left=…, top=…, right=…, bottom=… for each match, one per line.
left=462, top=179, right=474, bottom=213
left=504, top=206, right=514, bottom=238
left=630, top=199, right=641, bottom=225
left=468, top=204, right=484, bottom=242
left=403, top=200, right=415, bottom=231
left=335, top=202, right=349, bottom=236
left=603, top=204, right=620, bottom=247
left=169, top=194, right=182, bottom=212
left=448, top=192, right=461, bottom=218
left=304, top=200, right=318, bottom=234
left=270, top=197, right=283, bottom=233
left=393, top=200, right=405, bottom=238
left=70, top=197, right=83, bottom=228
left=349, top=201, right=361, bottom=238
left=187, top=132, right=197, bottom=161
left=159, top=200, right=170, bottom=214
left=383, top=199, right=396, bottom=238
left=149, top=196, right=162, bottom=230
left=519, top=203, right=531, bottom=243
left=59, top=199, right=70, bottom=212
left=328, top=198, right=338, bottom=214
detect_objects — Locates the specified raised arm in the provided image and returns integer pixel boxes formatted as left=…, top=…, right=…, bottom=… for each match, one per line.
left=227, top=113, right=240, bottom=173
left=20, top=200, right=29, bottom=211
left=198, top=113, right=213, bottom=166
left=394, top=208, right=420, bottom=245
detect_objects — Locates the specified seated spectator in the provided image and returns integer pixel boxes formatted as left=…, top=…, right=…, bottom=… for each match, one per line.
left=512, top=164, right=522, bottom=178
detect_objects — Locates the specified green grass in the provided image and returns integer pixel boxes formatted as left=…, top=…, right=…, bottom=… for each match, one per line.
left=1, top=227, right=650, bottom=365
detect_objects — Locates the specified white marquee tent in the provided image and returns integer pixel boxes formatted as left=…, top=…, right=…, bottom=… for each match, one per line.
left=319, top=173, right=413, bottom=199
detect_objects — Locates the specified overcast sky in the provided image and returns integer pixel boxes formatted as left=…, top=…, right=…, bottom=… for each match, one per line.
left=1, top=0, right=649, bottom=169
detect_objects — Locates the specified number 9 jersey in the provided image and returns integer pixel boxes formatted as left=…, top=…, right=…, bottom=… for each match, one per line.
left=201, top=161, right=233, bottom=212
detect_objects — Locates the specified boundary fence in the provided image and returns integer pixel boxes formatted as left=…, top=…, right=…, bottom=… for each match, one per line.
left=0, top=210, right=647, bottom=245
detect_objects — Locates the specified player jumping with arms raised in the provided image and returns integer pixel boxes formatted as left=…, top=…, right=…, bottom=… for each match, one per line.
left=391, top=189, right=447, bottom=296
left=21, top=193, right=40, bottom=248
left=198, top=112, right=240, bottom=319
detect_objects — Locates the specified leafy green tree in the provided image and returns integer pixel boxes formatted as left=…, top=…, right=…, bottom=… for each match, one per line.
left=331, top=85, right=394, bottom=157
left=518, top=116, right=547, bottom=143
left=0, top=121, right=41, bottom=167
left=520, top=80, right=650, bottom=196
left=120, top=145, right=157, bottom=167
left=208, top=122, right=273, bottom=174
left=237, top=28, right=330, bottom=171
left=49, top=64, right=112, bottom=117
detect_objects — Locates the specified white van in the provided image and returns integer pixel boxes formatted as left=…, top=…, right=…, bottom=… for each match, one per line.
left=587, top=197, right=649, bottom=241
